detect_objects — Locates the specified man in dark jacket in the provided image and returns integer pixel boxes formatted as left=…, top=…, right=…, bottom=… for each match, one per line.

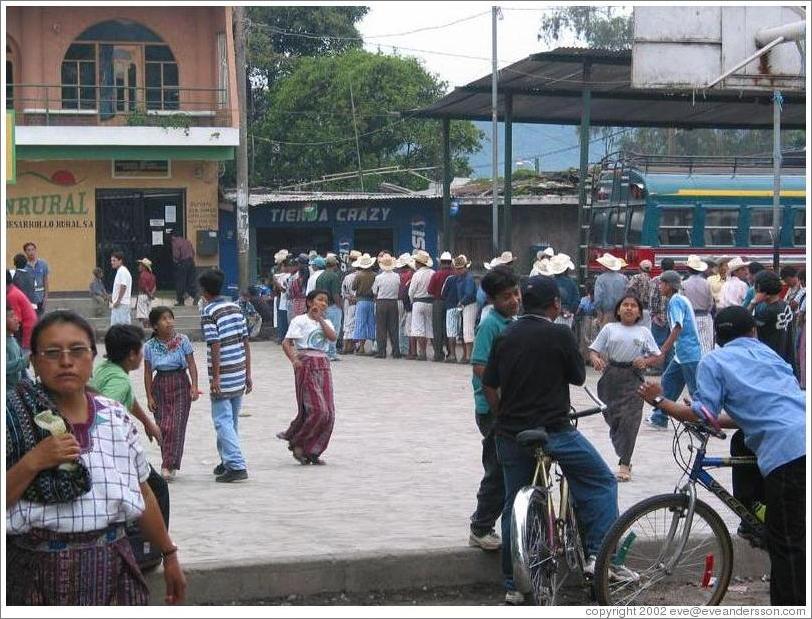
left=11, top=254, right=37, bottom=304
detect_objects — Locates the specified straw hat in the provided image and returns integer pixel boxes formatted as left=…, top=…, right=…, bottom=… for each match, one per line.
left=352, top=253, right=376, bottom=269
left=378, top=253, right=396, bottom=271
left=413, top=250, right=433, bottom=268
left=483, top=257, right=504, bottom=271
left=273, top=249, right=290, bottom=264
left=530, top=259, right=551, bottom=276
left=727, top=256, right=751, bottom=272
left=499, top=251, right=515, bottom=264
left=452, top=254, right=471, bottom=269
left=684, top=255, right=708, bottom=272
left=547, top=253, right=575, bottom=275
left=395, top=252, right=414, bottom=269
left=348, top=249, right=362, bottom=261
left=596, top=253, right=626, bottom=271
left=639, top=259, right=653, bottom=271
left=137, top=257, right=153, bottom=271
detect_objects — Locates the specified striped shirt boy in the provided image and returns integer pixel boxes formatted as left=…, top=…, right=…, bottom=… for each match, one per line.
left=201, top=296, right=249, bottom=398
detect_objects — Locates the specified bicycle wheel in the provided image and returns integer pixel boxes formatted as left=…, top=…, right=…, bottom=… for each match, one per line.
left=523, top=493, right=559, bottom=605
left=594, top=493, right=733, bottom=606
left=563, top=493, right=585, bottom=574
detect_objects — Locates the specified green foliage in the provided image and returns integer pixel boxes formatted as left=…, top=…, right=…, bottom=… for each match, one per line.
left=125, top=108, right=191, bottom=135
left=538, top=7, right=632, bottom=51
left=252, top=50, right=483, bottom=189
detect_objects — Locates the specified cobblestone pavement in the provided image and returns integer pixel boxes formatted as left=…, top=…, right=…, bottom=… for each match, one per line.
left=123, top=340, right=744, bottom=568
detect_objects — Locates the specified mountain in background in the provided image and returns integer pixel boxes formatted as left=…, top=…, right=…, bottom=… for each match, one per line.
left=468, top=122, right=614, bottom=177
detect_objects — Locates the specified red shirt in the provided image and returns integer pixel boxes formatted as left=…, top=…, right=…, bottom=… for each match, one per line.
left=171, top=236, right=195, bottom=262
left=427, top=268, right=453, bottom=298
left=138, top=270, right=157, bottom=296
left=7, top=284, right=37, bottom=349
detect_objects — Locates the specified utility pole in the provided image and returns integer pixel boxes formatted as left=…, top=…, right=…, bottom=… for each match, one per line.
left=349, top=82, right=365, bottom=192
left=490, top=6, right=500, bottom=254
left=234, top=6, right=250, bottom=289
left=771, top=90, right=782, bottom=270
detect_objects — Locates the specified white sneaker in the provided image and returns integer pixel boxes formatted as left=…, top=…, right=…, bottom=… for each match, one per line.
left=583, top=555, right=640, bottom=583
left=583, top=554, right=597, bottom=577
left=469, top=530, right=502, bottom=551
left=504, top=590, right=525, bottom=605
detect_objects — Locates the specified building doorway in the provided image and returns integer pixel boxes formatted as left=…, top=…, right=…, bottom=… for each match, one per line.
left=96, top=188, right=185, bottom=290
left=255, top=227, right=333, bottom=278
left=352, top=227, right=395, bottom=256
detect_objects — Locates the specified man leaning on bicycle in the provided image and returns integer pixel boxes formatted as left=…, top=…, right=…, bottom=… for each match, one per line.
left=482, top=276, right=631, bottom=605
left=639, top=305, right=806, bottom=607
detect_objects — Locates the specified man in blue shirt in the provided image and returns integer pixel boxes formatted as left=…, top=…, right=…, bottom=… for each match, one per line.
left=468, top=268, right=519, bottom=556
left=23, top=241, right=49, bottom=316
left=639, top=306, right=805, bottom=606
left=648, top=270, right=702, bottom=428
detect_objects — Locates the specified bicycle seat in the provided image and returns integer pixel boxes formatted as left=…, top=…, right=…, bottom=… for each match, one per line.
left=516, top=428, right=549, bottom=448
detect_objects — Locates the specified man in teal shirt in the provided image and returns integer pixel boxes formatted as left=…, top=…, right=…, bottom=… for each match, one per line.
left=468, top=267, right=520, bottom=554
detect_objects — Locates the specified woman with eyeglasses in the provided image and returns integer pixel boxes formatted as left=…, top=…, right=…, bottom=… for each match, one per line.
left=5, top=310, right=186, bottom=605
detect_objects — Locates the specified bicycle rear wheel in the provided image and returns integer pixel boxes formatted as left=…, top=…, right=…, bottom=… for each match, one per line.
left=594, top=493, right=733, bottom=606
left=525, top=494, right=558, bottom=605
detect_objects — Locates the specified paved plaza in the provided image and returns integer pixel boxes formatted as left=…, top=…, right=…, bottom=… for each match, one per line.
left=125, top=339, right=748, bottom=569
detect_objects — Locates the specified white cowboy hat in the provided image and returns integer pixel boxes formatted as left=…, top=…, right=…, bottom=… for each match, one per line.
left=484, top=257, right=504, bottom=271
left=137, top=257, right=153, bottom=271
left=395, top=252, right=414, bottom=269
left=348, top=249, right=362, bottom=260
left=378, top=253, right=396, bottom=271
left=543, top=247, right=555, bottom=257
left=352, top=253, right=376, bottom=269
left=684, top=255, right=709, bottom=272
left=727, top=256, right=751, bottom=272
left=439, top=251, right=453, bottom=262
left=530, top=259, right=551, bottom=276
left=452, top=254, right=471, bottom=269
left=413, top=250, right=433, bottom=268
left=639, top=259, right=653, bottom=271
left=499, top=251, right=515, bottom=264
left=547, top=253, right=575, bottom=275
left=273, top=249, right=290, bottom=264
left=596, top=252, right=626, bottom=271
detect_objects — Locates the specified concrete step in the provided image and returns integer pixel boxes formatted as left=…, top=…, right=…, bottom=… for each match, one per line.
left=48, top=296, right=202, bottom=317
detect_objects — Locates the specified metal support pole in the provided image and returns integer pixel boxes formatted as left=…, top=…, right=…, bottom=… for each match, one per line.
left=234, top=6, right=251, bottom=289
left=442, top=118, right=452, bottom=251
left=576, top=61, right=592, bottom=286
left=503, top=93, right=513, bottom=251
left=491, top=5, right=500, bottom=254
left=349, top=82, right=365, bottom=192
left=772, top=90, right=783, bottom=270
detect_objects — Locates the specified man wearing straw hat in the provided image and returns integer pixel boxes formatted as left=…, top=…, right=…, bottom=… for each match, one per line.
left=372, top=254, right=401, bottom=358
left=719, top=256, right=750, bottom=309
left=316, top=254, right=344, bottom=361
left=408, top=250, right=435, bottom=361
left=272, top=249, right=292, bottom=344
left=548, top=253, right=579, bottom=328
left=594, top=253, right=628, bottom=328
left=135, top=258, right=156, bottom=328
left=428, top=251, right=454, bottom=362
left=340, top=250, right=362, bottom=354
left=453, top=255, right=477, bottom=364
left=682, top=255, right=715, bottom=355
left=395, top=253, right=416, bottom=358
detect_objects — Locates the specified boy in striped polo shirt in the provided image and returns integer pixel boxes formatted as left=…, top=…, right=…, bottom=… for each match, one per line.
left=199, top=269, right=253, bottom=483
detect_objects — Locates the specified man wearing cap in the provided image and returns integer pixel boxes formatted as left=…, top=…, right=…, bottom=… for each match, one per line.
left=647, top=270, right=702, bottom=429
left=372, top=254, right=401, bottom=359
left=639, top=306, right=805, bottom=606
left=408, top=250, right=435, bottom=361
left=340, top=250, right=362, bottom=354
left=719, top=257, right=750, bottom=308
left=316, top=255, right=344, bottom=361
left=648, top=258, right=675, bottom=374
left=483, top=275, right=623, bottom=604
left=594, top=253, right=629, bottom=328
left=626, top=259, right=653, bottom=329
left=307, top=256, right=326, bottom=295
left=428, top=252, right=454, bottom=361
left=682, top=255, right=715, bottom=355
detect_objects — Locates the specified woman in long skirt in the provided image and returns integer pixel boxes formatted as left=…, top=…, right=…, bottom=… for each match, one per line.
left=589, top=295, right=660, bottom=482
left=278, top=290, right=337, bottom=465
left=144, top=306, right=199, bottom=481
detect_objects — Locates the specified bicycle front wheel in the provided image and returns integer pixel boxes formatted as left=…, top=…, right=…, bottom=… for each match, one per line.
left=594, top=493, right=733, bottom=606
left=512, top=487, right=559, bottom=605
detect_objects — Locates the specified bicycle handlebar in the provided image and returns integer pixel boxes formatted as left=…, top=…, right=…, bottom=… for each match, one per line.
left=569, top=386, right=608, bottom=420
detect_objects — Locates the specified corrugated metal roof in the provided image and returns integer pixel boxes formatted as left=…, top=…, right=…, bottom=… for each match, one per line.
left=223, top=190, right=441, bottom=206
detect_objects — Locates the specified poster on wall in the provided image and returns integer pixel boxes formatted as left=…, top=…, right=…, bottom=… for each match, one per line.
left=150, top=219, right=164, bottom=227
left=152, top=231, right=164, bottom=245
left=165, top=205, right=176, bottom=223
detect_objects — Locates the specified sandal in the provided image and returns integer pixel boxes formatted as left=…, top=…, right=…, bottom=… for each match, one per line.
left=616, top=464, right=632, bottom=482
left=292, top=447, right=310, bottom=465
left=308, top=455, right=326, bottom=465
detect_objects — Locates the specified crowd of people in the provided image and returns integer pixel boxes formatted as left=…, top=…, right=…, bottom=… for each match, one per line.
left=4, top=238, right=807, bottom=607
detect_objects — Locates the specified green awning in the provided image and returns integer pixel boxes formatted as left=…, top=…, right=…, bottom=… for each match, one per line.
left=17, top=145, right=235, bottom=161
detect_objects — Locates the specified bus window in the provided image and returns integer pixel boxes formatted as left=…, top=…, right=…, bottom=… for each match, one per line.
left=793, top=209, right=805, bottom=246
left=704, top=208, right=739, bottom=247
left=658, top=207, right=693, bottom=246
left=608, top=207, right=627, bottom=245
left=589, top=207, right=610, bottom=245
left=626, top=205, right=645, bottom=245
left=749, top=208, right=775, bottom=246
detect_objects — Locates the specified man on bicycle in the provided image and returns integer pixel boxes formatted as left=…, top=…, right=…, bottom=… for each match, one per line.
left=639, top=306, right=805, bottom=606
left=483, top=276, right=633, bottom=604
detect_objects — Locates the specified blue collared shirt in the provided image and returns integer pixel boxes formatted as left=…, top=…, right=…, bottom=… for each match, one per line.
left=690, top=337, right=805, bottom=476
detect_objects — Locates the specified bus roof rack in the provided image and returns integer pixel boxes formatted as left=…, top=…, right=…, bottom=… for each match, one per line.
left=599, top=150, right=806, bottom=176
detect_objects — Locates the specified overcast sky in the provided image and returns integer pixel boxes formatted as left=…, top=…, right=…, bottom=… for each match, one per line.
left=357, top=2, right=572, bottom=89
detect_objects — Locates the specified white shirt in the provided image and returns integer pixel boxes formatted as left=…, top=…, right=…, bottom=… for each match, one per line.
left=372, top=271, right=401, bottom=300
left=341, top=271, right=358, bottom=301
left=719, top=276, right=748, bottom=309
left=306, top=270, right=324, bottom=295
left=285, top=314, right=334, bottom=353
left=275, top=272, right=291, bottom=305
left=408, top=266, right=435, bottom=301
left=7, top=396, right=151, bottom=534
left=112, top=265, right=133, bottom=306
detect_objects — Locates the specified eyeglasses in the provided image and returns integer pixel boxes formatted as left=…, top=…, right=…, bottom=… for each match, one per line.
left=36, top=346, right=94, bottom=361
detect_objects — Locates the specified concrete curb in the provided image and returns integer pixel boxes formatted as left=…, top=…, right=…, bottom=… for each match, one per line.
left=145, top=539, right=769, bottom=605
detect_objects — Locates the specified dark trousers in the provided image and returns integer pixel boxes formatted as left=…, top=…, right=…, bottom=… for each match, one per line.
left=375, top=299, right=400, bottom=357
left=730, top=430, right=764, bottom=511
left=174, top=258, right=197, bottom=304
left=470, top=412, right=504, bottom=535
left=764, top=456, right=806, bottom=605
left=276, top=308, right=289, bottom=344
left=432, top=299, right=447, bottom=359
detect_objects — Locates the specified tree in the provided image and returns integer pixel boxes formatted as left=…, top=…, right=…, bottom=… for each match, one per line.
left=538, top=6, right=632, bottom=51
left=251, top=50, right=483, bottom=189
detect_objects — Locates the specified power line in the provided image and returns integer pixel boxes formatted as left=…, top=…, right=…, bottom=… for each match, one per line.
left=250, top=112, right=420, bottom=147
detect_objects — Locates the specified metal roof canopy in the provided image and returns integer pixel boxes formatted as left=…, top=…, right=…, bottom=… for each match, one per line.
left=411, top=48, right=806, bottom=129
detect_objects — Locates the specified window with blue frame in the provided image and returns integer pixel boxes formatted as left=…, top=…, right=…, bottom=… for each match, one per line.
left=703, top=207, right=738, bottom=247
left=626, top=205, right=645, bottom=245
left=658, top=207, right=693, bottom=246
left=793, top=209, right=805, bottom=246
left=749, top=207, right=776, bottom=246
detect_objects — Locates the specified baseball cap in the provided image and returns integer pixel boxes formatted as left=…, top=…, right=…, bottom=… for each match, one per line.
left=521, top=276, right=559, bottom=309
left=714, top=306, right=756, bottom=346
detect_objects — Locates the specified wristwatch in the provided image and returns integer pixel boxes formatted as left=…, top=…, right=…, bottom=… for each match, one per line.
left=652, top=395, right=665, bottom=406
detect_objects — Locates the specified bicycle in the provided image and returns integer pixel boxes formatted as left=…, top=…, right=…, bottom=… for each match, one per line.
left=510, top=386, right=608, bottom=605
left=593, top=405, right=765, bottom=606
